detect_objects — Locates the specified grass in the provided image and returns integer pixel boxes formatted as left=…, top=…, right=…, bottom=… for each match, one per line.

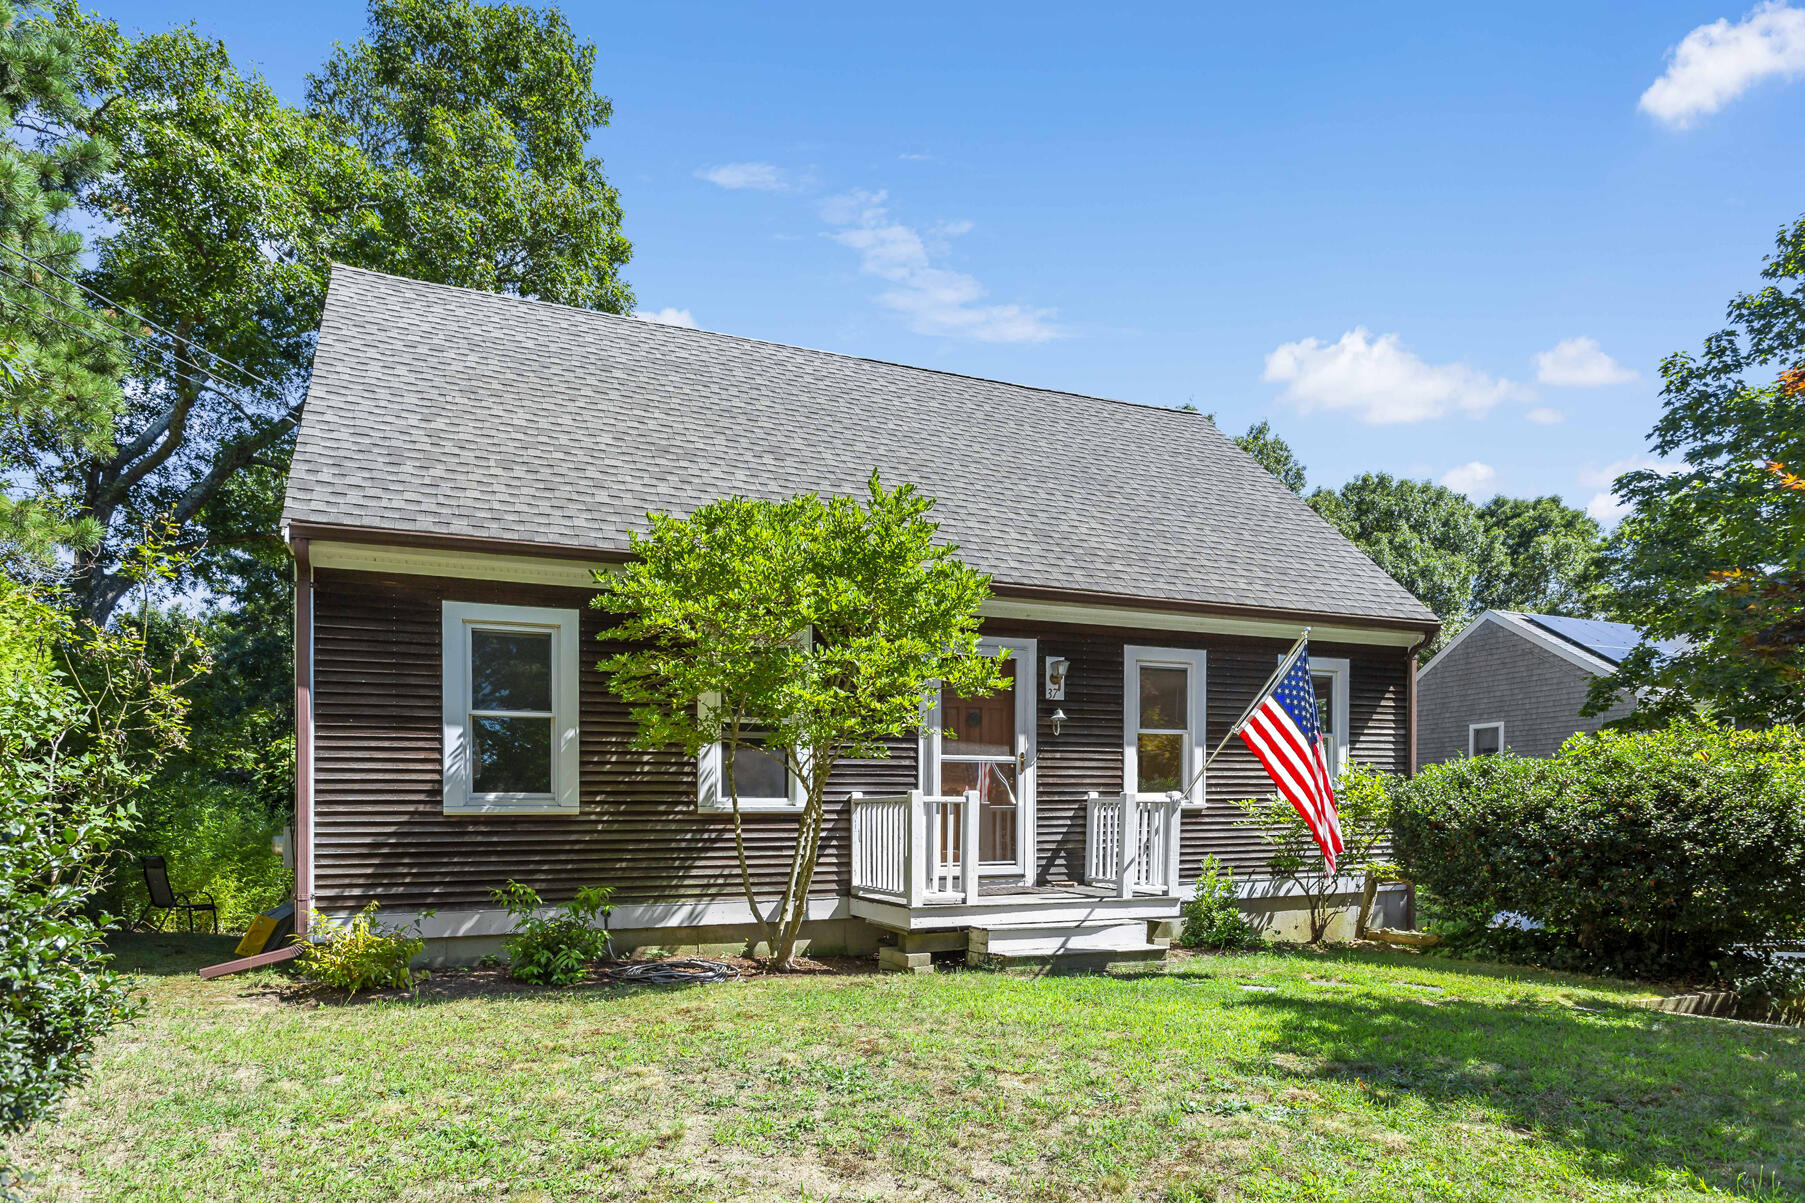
left=6, top=934, right=1803, bottom=1202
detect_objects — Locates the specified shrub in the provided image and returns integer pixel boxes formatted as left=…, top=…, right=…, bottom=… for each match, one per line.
left=1179, top=857, right=1261, bottom=951
left=1393, top=720, right=1805, bottom=981
left=1, top=575, right=195, bottom=1138
left=117, top=779, right=292, bottom=932
left=293, top=904, right=426, bottom=996
left=494, top=881, right=613, bottom=986
left=1242, top=759, right=1397, bottom=942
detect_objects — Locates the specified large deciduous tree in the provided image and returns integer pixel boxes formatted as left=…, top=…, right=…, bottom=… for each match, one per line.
left=599, top=476, right=1006, bottom=971
left=1233, top=419, right=1307, bottom=494
left=40, top=0, right=633, bottom=624
left=1308, top=473, right=1506, bottom=646
left=1473, top=495, right=1607, bottom=617
left=1589, top=214, right=1805, bottom=727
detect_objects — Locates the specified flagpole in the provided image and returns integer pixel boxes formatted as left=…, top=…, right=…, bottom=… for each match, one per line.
left=1176, top=628, right=1309, bottom=799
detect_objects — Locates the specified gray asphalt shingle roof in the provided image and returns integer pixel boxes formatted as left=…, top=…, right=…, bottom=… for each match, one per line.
left=283, top=266, right=1436, bottom=626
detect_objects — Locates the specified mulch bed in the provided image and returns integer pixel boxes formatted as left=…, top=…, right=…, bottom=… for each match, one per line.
left=267, top=952, right=873, bottom=1007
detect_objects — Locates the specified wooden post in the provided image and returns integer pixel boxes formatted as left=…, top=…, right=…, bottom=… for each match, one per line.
left=906, top=789, right=927, bottom=909
left=959, top=789, right=980, bottom=905
left=1117, top=794, right=1139, bottom=900
left=1163, top=797, right=1183, bottom=897
left=1082, top=791, right=1100, bottom=886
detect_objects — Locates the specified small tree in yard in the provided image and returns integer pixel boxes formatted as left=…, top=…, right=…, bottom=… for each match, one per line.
left=1242, top=761, right=1395, bottom=943
left=598, top=474, right=1006, bottom=971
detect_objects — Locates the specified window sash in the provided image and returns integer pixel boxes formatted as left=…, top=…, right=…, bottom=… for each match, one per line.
left=441, top=602, right=580, bottom=816
left=1123, top=646, right=1207, bottom=806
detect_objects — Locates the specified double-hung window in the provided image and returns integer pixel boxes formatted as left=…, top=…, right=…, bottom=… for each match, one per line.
left=697, top=628, right=813, bottom=813
left=697, top=712, right=807, bottom=813
left=442, top=601, right=580, bottom=816
left=1123, top=646, right=1208, bottom=805
left=1305, top=656, right=1351, bottom=777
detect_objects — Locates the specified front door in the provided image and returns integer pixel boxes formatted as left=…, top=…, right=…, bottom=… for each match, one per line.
left=928, top=637, right=1036, bottom=882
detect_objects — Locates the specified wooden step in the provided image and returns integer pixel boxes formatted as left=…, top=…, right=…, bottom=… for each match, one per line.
left=970, top=943, right=1170, bottom=976
left=968, top=920, right=1158, bottom=958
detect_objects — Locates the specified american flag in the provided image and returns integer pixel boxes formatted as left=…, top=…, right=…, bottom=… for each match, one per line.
left=1236, top=645, right=1344, bottom=872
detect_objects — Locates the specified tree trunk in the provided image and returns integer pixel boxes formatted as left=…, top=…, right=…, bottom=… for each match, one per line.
left=770, top=774, right=829, bottom=970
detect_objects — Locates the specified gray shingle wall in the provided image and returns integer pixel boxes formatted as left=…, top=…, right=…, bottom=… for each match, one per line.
left=1417, top=620, right=1633, bottom=764
left=283, top=267, right=1436, bottom=626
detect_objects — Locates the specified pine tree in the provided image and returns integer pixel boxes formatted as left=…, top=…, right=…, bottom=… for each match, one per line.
left=0, top=1, right=121, bottom=573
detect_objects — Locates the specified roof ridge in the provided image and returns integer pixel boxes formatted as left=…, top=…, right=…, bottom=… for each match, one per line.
left=327, top=263, right=1221, bottom=424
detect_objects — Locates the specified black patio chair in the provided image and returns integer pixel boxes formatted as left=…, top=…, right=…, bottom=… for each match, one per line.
left=136, top=855, right=218, bottom=934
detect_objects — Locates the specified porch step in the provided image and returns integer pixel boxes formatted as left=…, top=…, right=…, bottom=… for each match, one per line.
left=968, top=920, right=1165, bottom=959
left=971, top=944, right=1170, bottom=977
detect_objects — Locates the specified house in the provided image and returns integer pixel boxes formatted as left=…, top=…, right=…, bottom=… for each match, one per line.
left=1416, top=610, right=1681, bottom=764
left=280, top=266, right=1439, bottom=967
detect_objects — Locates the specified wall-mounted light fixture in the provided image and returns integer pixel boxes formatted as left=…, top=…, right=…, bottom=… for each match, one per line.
left=1049, top=708, right=1068, bottom=736
left=1044, top=656, right=1070, bottom=700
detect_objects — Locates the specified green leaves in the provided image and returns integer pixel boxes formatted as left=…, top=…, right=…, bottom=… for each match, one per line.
left=1592, top=214, right=1805, bottom=727
left=599, top=474, right=1004, bottom=768
left=597, top=474, right=1003, bottom=967
left=293, top=903, right=427, bottom=996
left=1, top=570, right=197, bottom=1136
left=1392, top=720, right=1805, bottom=980
left=492, top=879, right=614, bottom=986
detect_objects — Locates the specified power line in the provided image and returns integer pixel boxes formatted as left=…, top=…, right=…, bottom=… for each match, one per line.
left=0, top=262, right=276, bottom=418
left=0, top=241, right=283, bottom=394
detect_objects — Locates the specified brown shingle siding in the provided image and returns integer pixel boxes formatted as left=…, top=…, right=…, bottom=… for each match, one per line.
left=311, top=569, right=1414, bottom=911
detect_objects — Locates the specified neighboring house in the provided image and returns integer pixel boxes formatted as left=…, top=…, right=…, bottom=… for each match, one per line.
left=1417, top=610, right=1681, bottom=764
left=281, top=267, right=1439, bottom=966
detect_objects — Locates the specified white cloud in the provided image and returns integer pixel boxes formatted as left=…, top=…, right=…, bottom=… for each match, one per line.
left=1580, top=455, right=1684, bottom=522
left=1640, top=1, right=1805, bottom=127
left=1534, top=337, right=1638, bottom=387
left=1261, top=328, right=1531, bottom=424
left=696, top=162, right=794, bottom=191
left=898, top=152, right=935, bottom=161
left=820, top=189, right=1061, bottom=343
left=633, top=307, right=698, bottom=329
left=1527, top=406, right=1565, bottom=424
left=1440, top=461, right=1497, bottom=497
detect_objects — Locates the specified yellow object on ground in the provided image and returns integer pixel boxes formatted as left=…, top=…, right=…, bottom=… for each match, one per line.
left=235, top=913, right=277, bottom=957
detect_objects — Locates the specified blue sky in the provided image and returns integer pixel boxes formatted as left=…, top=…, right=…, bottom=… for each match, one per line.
left=104, top=1, right=1805, bottom=520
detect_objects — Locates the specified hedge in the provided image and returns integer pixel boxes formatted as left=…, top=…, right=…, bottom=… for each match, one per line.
left=1392, top=720, right=1805, bottom=980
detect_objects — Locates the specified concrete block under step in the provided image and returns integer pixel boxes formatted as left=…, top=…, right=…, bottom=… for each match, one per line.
left=897, top=929, right=968, bottom=955
left=1149, top=918, right=1181, bottom=947
left=972, top=944, right=1170, bottom=977
left=878, top=947, right=935, bottom=974
left=969, top=920, right=1155, bottom=959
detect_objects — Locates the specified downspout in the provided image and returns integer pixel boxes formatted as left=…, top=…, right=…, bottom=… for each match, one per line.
left=292, top=534, right=314, bottom=936
left=1402, top=631, right=1431, bottom=932
left=1405, top=635, right=1426, bottom=778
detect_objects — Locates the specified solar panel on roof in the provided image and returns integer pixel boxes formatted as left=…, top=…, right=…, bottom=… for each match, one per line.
left=1521, top=613, right=1685, bottom=664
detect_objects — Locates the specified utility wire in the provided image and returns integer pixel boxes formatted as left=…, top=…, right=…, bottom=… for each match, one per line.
left=0, top=262, right=274, bottom=420
left=0, top=241, right=282, bottom=394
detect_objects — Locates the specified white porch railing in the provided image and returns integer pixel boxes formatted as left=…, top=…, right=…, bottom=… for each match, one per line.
left=850, top=790, right=981, bottom=906
left=1084, top=793, right=1184, bottom=898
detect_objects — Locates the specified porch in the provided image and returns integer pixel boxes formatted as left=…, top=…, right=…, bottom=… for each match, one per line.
left=847, top=790, right=1185, bottom=969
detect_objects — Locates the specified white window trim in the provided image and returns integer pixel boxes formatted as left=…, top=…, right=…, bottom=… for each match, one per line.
left=1469, top=721, right=1505, bottom=757
left=697, top=699, right=810, bottom=815
left=441, top=601, right=581, bottom=817
left=697, top=629, right=814, bottom=814
left=1123, top=645, right=1208, bottom=808
left=1303, top=654, right=1351, bottom=777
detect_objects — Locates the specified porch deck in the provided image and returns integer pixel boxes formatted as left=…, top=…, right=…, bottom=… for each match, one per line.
left=847, top=790, right=1185, bottom=935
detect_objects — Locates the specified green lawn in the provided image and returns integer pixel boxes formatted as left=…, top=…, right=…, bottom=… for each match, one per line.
left=7, top=935, right=1803, bottom=1202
